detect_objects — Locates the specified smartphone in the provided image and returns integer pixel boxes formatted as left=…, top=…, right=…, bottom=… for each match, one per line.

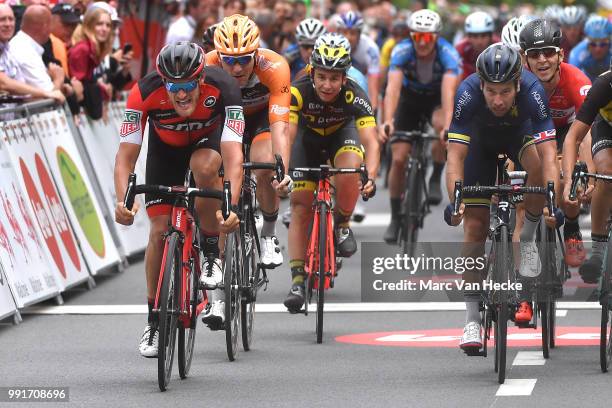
left=122, top=43, right=133, bottom=54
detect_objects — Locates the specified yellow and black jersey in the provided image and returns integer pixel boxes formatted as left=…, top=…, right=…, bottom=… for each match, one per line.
left=289, top=75, right=376, bottom=136
left=576, top=70, right=612, bottom=127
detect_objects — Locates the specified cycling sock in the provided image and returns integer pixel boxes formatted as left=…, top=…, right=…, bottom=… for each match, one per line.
left=464, top=293, right=481, bottom=324
left=334, top=208, right=351, bottom=229
left=201, top=230, right=220, bottom=258
left=563, top=215, right=580, bottom=239
left=147, top=298, right=158, bottom=325
left=390, top=198, right=401, bottom=219
left=431, top=162, right=444, bottom=181
left=520, top=210, right=541, bottom=242
left=261, top=209, right=278, bottom=237
left=592, top=234, right=609, bottom=259
left=290, top=260, right=306, bottom=286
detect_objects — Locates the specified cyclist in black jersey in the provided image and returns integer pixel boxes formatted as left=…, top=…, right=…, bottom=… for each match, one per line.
left=283, top=32, right=379, bottom=312
left=562, top=68, right=612, bottom=283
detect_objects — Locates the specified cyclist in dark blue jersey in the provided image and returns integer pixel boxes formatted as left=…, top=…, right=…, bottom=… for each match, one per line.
left=445, top=43, right=559, bottom=352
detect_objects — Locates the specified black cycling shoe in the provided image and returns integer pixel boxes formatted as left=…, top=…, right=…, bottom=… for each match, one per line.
left=383, top=220, right=400, bottom=244
left=427, top=177, right=442, bottom=205
left=579, top=255, right=603, bottom=284
left=336, top=227, right=357, bottom=257
left=283, top=284, right=305, bottom=313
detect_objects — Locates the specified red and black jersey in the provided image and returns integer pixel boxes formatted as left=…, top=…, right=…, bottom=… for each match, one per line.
left=546, top=63, right=592, bottom=128
left=119, top=65, right=244, bottom=147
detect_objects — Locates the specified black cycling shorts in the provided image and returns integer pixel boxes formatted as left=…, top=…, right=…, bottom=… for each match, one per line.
left=390, top=88, right=441, bottom=144
left=145, top=125, right=221, bottom=216
left=591, top=114, right=612, bottom=158
left=244, top=108, right=270, bottom=146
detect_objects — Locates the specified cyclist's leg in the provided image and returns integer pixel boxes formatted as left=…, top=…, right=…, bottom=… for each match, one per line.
left=330, top=122, right=363, bottom=257
left=580, top=117, right=612, bottom=282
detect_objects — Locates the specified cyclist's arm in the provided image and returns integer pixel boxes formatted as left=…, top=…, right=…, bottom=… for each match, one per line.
left=266, top=56, right=292, bottom=172
left=561, top=119, right=592, bottom=182
left=114, top=143, right=141, bottom=201
left=440, top=71, right=458, bottom=131
left=445, top=142, right=467, bottom=202
left=383, top=70, right=402, bottom=125
left=367, top=74, right=379, bottom=112
left=358, top=125, right=380, bottom=180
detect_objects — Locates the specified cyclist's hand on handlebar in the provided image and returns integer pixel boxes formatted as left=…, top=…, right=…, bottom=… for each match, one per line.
left=444, top=202, right=464, bottom=226
left=216, top=209, right=239, bottom=233
left=581, top=182, right=595, bottom=203
left=439, top=129, right=449, bottom=146
left=378, top=121, right=393, bottom=143
left=115, top=201, right=139, bottom=225
left=360, top=178, right=376, bottom=199
left=272, top=174, right=293, bottom=198
left=543, top=206, right=565, bottom=229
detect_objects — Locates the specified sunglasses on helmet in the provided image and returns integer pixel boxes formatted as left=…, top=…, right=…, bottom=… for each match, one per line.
left=219, top=52, right=256, bottom=66
left=588, top=40, right=610, bottom=48
left=525, top=47, right=560, bottom=59
left=164, top=79, right=199, bottom=93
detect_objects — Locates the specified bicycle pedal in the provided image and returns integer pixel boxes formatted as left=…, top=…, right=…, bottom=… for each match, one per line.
left=515, top=321, right=536, bottom=329
left=462, top=347, right=485, bottom=357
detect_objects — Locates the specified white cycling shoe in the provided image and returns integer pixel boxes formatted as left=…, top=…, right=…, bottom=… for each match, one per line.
left=261, top=236, right=283, bottom=268
left=459, top=321, right=482, bottom=350
left=201, top=300, right=225, bottom=330
left=200, top=257, right=223, bottom=289
left=139, top=324, right=159, bottom=358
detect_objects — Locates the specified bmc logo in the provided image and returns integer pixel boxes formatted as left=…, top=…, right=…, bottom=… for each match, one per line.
left=579, top=85, right=591, bottom=96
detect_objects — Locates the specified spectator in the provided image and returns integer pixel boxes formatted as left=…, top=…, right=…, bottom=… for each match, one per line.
left=223, top=0, right=246, bottom=17
left=69, top=6, right=113, bottom=119
left=253, top=10, right=274, bottom=49
left=9, top=5, right=65, bottom=94
left=164, top=0, right=208, bottom=45
left=48, top=3, right=81, bottom=76
left=65, top=0, right=93, bottom=16
left=11, top=0, right=49, bottom=33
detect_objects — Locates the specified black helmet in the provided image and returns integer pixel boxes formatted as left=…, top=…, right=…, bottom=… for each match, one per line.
left=156, top=41, right=206, bottom=81
left=476, top=43, right=522, bottom=83
left=519, top=19, right=562, bottom=51
left=202, top=24, right=218, bottom=47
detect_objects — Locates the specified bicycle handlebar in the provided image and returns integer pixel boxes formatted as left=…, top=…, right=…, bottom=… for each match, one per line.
left=123, top=173, right=231, bottom=220
left=243, top=154, right=285, bottom=183
left=289, top=164, right=374, bottom=201
left=392, top=130, right=439, bottom=141
left=569, top=161, right=612, bottom=201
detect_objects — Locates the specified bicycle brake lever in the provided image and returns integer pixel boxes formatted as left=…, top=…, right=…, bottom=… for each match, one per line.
left=222, top=181, right=231, bottom=220
left=124, top=173, right=137, bottom=210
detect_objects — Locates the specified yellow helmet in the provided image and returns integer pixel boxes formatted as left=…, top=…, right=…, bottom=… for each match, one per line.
left=214, top=14, right=260, bottom=55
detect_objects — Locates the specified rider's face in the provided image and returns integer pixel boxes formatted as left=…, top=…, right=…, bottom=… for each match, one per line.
left=167, top=80, right=200, bottom=117
left=526, top=47, right=562, bottom=83
left=312, top=68, right=345, bottom=103
left=219, top=52, right=256, bottom=87
left=482, top=81, right=517, bottom=117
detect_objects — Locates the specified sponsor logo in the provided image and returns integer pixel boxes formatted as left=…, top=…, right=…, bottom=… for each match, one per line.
left=345, top=90, right=355, bottom=104
left=281, top=85, right=289, bottom=93
left=533, top=128, right=556, bottom=141
left=204, top=96, right=216, bottom=107
left=531, top=90, right=548, bottom=119
left=454, top=90, right=472, bottom=120
left=270, top=104, right=290, bottom=115
left=225, top=106, right=245, bottom=135
left=157, top=118, right=218, bottom=131
left=120, top=109, right=142, bottom=137
left=353, top=97, right=373, bottom=115
left=308, top=102, right=324, bottom=110
left=291, top=171, right=303, bottom=178
left=579, top=84, right=591, bottom=96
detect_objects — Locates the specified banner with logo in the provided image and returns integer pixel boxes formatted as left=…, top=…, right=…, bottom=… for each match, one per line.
left=76, top=113, right=149, bottom=256
left=0, top=261, right=18, bottom=321
left=32, top=110, right=121, bottom=275
left=0, top=130, right=61, bottom=307
left=3, top=118, right=88, bottom=290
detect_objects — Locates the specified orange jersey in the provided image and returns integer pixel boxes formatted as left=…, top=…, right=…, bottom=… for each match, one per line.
left=205, top=48, right=291, bottom=123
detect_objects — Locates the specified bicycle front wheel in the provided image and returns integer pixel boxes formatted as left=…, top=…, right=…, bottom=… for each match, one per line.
left=540, top=301, right=550, bottom=359
left=158, top=232, right=181, bottom=391
left=224, top=232, right=241, bottom=361
left=494, top=225, right=509, bottom=384
left=316, top=204, right=328, bottom=344
left=241, top=221, right=257, bottom=351
left=401, top=162, right=421, bottom=257
left=178, top=245, right=199, bottom=379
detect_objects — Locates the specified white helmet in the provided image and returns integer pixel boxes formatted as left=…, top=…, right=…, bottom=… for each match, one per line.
left=464, top=11, right=494, bottom=34
left=296, top=18, right=327, bottom=45
left=559, top=5, right=588, bottom=26
left=408, top=9, right=442, bottom=33
left=501, top=16, right=533, bottom=51
left=543, top=5, right=564, bottom=24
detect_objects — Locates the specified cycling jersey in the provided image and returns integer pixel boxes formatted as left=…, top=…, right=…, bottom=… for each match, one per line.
left=390, top=37, right=462, bottom=94
left=352, top=33, right=380, bottom=77
left=205, top=48, right=291, bottom=124
left=568, top=39, right=612, bottom=82
left=576, top=70, right=612, bottom=126
left=448, top=71, right=556, bottom=147
left=543, top=62, right=592, bottom=128
left=120, top=66, right=243, bottom=147
left=380, top=38, right=396, bottom=70
left=455, top=35, right=499, bottom=80
left=289, top=75, right=375, bottom=136
left=282, top=42, right=306, bottom=80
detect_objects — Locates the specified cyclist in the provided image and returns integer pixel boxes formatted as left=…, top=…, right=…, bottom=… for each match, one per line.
left=569, top=16, right=612, bottom=82
left=562, top=66, right=612, bottom=283
left=501, top=15, right=534, bottom=55
left=558, top=5, right=587, bottom=56
left=381, top=9, right=461, bottom=244
left=520, top=18, right=592, bottom=267
left=285, top=18, right=327, bottom=80
left=445, top=44, right=558, bottom=350
left=205, top=14, right=293, bottom=272
left=455, top=11, right=497, bottom=80
left=332, top=11, right=380, bottom=112
left=114, top=42, right=243, bottom=357
left=282, top=32, right=379, bottom=312
left=202, top=23, right=217, bottom=53
left=379, top=19, right=410, bottom=86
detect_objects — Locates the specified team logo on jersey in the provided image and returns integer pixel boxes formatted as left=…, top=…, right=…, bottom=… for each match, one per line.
left=204, top=96, right=216, bottom=107
left=533, top=129, right=556, bottom=141
left=579, top=85, right=591, bottom=96
left=225, top=106, right=245, bottom=136
left=345, top=90, right=354, bottom=104
left=120, top=109, right=142, bottom=137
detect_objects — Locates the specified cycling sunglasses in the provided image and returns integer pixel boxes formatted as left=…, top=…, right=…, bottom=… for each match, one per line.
left=220, top=52, right=255, bottom=66
left=410, top=32, right=436, bottom=44
left=525, top=47, right=560, bottom=59
left=299, top=43, right=314, bottom=50
left=164, top=79, right=198, bottom=93
left=588, top=40, right=610, bottom=48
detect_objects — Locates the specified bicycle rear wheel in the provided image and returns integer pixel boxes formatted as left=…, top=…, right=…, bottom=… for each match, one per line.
left=401, top=162, right=421, bottom=257
left=540, top=301, right=550, bottom=359
left=158, top=232, right=181, bottom=391
left=224, top=232, right=241, bottom=361
left=494, top=226, right=509, bottom=384
left=178, top=246, right=199, bottom=379
left=241, top=221, right=257, bottom=351
left=600, top=247, right=612, bottom=372
left=316, top=204, right=328, bottom=344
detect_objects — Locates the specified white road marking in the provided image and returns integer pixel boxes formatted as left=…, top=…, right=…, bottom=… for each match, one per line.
left=512, top=351, right=546, bottom=366
left=21, top=302, right=600, bottom=315
left=496, top=379, right=537, bottom=396
left=556, top=309, right=568, bottom=317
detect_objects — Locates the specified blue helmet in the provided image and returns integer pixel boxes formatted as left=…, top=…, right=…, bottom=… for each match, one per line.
left=476, top=43, right=523, bottom=84
left=584, top=16, right=612, bottom=39
left=333, top=11, right=364, bottom=31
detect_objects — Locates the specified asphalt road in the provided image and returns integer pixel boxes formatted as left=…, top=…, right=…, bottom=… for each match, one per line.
left=1, top=174, right=610, bottom=407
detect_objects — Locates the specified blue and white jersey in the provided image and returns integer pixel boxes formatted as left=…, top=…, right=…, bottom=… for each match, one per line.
left=351, top=34, right=380, bottom=77
left=347, top=66, right=369, bottom=94
left=568, top=39, right=612, bottom=82
left=283, top=42, right=307, bottom=81
left=389, top=37, right=462, bottom=94
left=448, top=71, right=556, bottom=146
